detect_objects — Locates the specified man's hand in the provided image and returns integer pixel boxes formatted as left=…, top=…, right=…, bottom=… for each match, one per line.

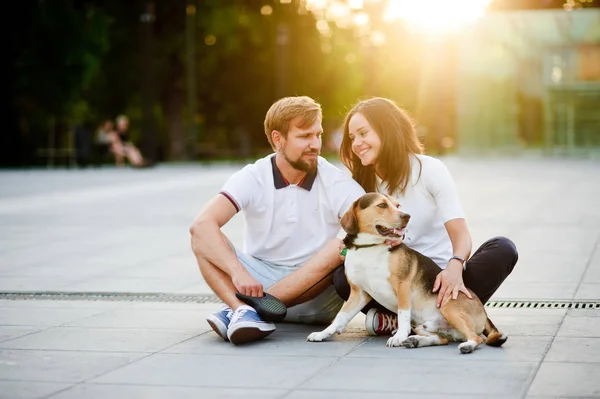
left=432, top=261, right=472, bottom=307
left=232, top=271, right=263, bottom=297
left=339, top=240, right=347, bottom=261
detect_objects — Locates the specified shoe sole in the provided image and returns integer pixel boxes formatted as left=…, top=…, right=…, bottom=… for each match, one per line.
left=365, top=308, right=378, bottom=336
left=228, top=323, right=276, bottom=345
left=365, top=308, right=398, bottom=336
left=206, top=316, right=229, bottom=341
left=235, top=292, right=287, bottom=322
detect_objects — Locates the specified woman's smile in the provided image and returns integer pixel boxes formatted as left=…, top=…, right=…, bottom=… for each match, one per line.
left=355, top=146, right=371, bottom=156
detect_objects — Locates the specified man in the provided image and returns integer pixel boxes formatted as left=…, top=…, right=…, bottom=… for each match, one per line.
left=190, top=96, right=365, bottom=345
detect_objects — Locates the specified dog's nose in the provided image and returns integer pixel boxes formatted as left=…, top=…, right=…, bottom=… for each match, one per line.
left=401, top=213, right=411, bottom=222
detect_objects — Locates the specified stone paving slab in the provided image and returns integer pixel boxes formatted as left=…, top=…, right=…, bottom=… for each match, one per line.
left=49, top=385, right=289, bottom=399
left=0, top=158, right=598, bottom=299
left=301, top=358, right=537, bottom=396
left=527, top=363, right=600, bottom=397
left=0, top=299, right=598, bottom=398
left=0, top=158, right=599, bottom=398
left=0, top=347, right=147, bottom=382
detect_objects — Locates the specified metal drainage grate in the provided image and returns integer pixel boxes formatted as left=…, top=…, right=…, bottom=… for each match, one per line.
left=0, top=292, right=598, bottom=309
left=0, top=291, right=223, bottom=304
left=485, top=300, right=600, bottom=309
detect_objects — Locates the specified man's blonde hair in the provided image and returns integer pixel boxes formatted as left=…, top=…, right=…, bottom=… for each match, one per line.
left=264, top=96, right=322, bottom=150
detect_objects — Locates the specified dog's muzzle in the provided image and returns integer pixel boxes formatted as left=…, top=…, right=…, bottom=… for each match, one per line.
left=376, top=225, right=406, bottom=238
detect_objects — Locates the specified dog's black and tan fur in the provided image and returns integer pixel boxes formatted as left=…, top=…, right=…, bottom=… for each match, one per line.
left=307, top=193, right=506, bottom=353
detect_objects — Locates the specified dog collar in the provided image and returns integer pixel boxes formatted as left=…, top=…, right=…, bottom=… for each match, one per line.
left=346, top=243, right=380, bottom=250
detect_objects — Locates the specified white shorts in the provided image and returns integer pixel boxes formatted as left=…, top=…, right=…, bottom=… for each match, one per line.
left=236, top=250, right=343, bottom=325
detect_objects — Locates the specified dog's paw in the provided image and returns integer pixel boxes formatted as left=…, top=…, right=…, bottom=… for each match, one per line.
left=307, top=331, right=331, bottom=342
left=402, top=336, right=420, bottom=349
left=386, top=333, right=408, bottom=347
left=458, top=340, right=477, bottom=354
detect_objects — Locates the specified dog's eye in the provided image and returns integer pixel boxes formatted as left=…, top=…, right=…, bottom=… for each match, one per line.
left=377, top=203, right=388, bottom=209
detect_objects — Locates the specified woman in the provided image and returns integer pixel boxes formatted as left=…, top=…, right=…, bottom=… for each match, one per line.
left=334, top=97, right=518, bottom=335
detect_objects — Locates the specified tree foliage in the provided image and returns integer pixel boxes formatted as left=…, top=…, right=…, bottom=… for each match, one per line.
left=6, top=0, right=598, bottom=166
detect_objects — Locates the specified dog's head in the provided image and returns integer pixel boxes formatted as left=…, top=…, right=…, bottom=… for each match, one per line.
left=341, top=193, right=410, bottom=243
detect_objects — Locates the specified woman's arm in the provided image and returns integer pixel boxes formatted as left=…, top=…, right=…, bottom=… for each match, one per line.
left=432, top=218, right=473, bottom=307
left=446, top=218, right=472, bottom=265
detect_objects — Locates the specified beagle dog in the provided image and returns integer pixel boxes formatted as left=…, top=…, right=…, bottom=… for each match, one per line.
left=307, top=192, right=507, bottom=354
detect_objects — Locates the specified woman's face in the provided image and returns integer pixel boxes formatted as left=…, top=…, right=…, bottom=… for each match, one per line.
left=348, top=112, right=381, bottom=166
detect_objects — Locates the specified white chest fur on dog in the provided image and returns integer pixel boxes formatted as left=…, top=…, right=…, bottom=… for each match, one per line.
left=344, top=246, right=398, bottom=313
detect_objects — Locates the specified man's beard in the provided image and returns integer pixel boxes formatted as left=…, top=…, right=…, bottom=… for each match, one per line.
left=283, top=148, right=318, bottom=174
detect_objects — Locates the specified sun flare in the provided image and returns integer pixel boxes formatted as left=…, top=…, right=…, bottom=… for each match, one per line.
left=384, top=0, right=492, bottom=34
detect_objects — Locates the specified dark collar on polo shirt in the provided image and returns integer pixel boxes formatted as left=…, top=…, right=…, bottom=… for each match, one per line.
left=271, top=155, right=317, bottom=191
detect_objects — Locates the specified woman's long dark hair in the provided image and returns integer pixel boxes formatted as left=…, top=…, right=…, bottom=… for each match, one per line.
left=340, top=97, right=424, bottom=195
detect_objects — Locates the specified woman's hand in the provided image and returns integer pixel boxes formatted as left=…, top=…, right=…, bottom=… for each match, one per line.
left=432, top=261, right=472, bottom=307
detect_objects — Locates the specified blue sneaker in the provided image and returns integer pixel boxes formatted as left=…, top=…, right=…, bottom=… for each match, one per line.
left=227, top=306, right=276, bottom=345
left=206, top=306, right=233, bottom=341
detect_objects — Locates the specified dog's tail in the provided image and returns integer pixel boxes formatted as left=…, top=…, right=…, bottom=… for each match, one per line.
left=484, top=317, right=507, bottom=347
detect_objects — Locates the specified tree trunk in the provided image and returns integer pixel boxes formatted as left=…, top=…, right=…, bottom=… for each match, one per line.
left=166, top=88, right=187, bottom=160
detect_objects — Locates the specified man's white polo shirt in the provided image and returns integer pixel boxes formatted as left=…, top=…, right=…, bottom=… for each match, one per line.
left=220, top=154, right=365, bottom=267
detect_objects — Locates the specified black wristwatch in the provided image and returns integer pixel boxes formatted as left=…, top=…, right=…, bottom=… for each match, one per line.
left=449, top=255, right=467, bottom=271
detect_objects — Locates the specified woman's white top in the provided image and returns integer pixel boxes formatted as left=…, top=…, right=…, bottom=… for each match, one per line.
left=377, top=154, right=465, bottom=268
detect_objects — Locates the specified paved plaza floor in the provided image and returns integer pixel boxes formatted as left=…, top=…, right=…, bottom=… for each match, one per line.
left=0, top=156, right=598, bottom=398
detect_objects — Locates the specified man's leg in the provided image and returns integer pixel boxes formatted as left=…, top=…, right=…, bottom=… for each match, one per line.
left=195, top=234, right=276, bottom=344
left=254, top=238, right=346, bottom=325
left=195, top=233, right=247, bottom=310
left=266, top=238, right=343, bottom=306
left=463, top=236, right=519, bottom=304
left=283, top=285, right=343, bottom=325
left=264, top=237, right=390, bottom=326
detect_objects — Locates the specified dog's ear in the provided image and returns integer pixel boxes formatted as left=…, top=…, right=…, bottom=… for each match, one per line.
left=340, top=201, right=359, bottom=235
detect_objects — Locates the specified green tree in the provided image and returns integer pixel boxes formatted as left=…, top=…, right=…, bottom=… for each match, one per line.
left=7, top=0, right=111, bottom=166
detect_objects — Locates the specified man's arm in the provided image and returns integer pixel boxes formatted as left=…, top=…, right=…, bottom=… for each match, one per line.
left=189, top=194, right=263, bottom=297
left=267, top=178, right=363, bottom=305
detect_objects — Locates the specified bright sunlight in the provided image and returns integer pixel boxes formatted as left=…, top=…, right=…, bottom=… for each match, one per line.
left=383, top=0, right=493, bottom=34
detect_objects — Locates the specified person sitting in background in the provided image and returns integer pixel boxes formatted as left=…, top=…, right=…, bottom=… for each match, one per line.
left=95, top=119, right=118, bottom=161
left=112, top=115, right=146, bottom=167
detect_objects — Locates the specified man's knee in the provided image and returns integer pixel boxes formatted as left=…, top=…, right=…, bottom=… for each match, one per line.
left=285, top=285, right=343, bottom=325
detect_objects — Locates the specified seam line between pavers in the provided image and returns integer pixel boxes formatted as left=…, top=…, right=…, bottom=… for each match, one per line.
left=0, top=308, right=113, bottom=346
left=278, top=336, right=374, bottom=399
left=574, top=232, right=600, bottom=300
left=0, top=348, right=165, bottom=354
left=277, top=356, right=345, bottom=399
left=517, top=233, right=600, bottom=397
left=152, top=329, right=212, bottom=356
left=41, top=351, right=157, bottom=399
left=520, top=308, right=571, bottom=398
left=41, top=323, right=199, bottom=398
